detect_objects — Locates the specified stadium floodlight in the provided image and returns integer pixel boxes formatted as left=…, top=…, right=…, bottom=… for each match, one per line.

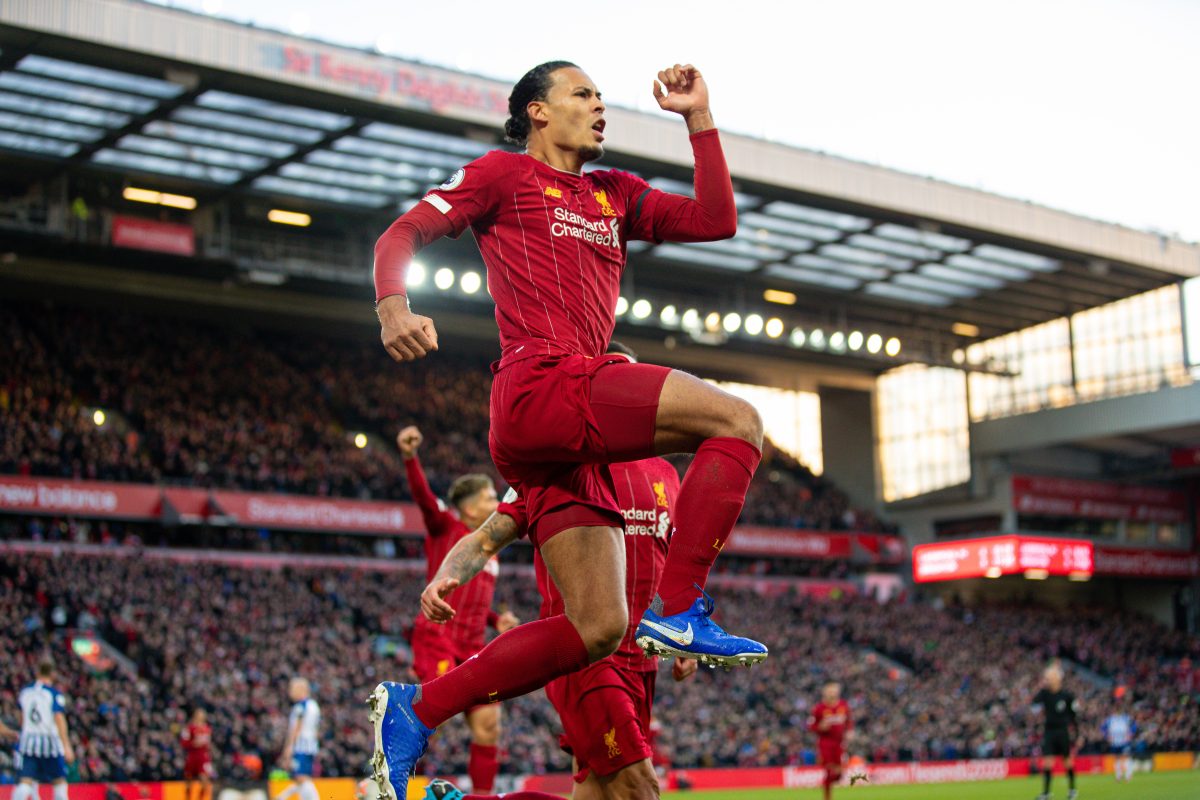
left=408, top=260, right=427, bottom=288
left=829, top=331, right=846, bottom=352
left=268, top=209, right=311, bottom=227
left=952, top=321, right=980, bottom=337
left=616, top=296, right=629, bottom=316
left=122, top=186, right=196, bottom=210
left=765, top=318, right=784, bottom=338
left=847, top=331, right=864, bottom=351
left=789, top=327, right=806, bottom=347
left=1024, top=569, right=1049, bottom=580
left=681, top=308, right=700, bottom=330
left=985, top=567, right=1002, bottom=579
left=723, top=312, right=742, bottom=333
left=809, top=329, right=827, bottom=350
left=704, top=312, right=721, bottom=333
left=632, top=299, right=652, bottom=319
left=952, top=348, right=966, bottom=364
left=460, top=271, right=482, bottom=295
left=866, top=333, right=883, bottom=354
left=158, top=193, right=197, bottom=210
left=122, top=187, right=163, bottom=204
left=353, top=433, right=368, bottom=449
left=434, top=268, right=454, bottom=290
left=744, top=314, right=764, bottom=336
left=885, top=337, right=902, bottom=357
left=660, top=304, right=679, bottom=326
left=92, top=409, right=106, bottom=427
left=763, top=288, right=797, bottom=305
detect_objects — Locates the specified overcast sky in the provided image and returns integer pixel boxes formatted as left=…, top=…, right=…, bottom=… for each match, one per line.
left=159, top=0, right=1199, bottom=243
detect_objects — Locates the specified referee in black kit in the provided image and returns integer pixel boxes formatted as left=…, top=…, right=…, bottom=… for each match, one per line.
left=1032, top=662, right=1080, bottom=800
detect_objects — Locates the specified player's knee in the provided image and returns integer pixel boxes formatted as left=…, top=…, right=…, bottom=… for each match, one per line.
left=720, top=396, right=763, bottom=447
left=472, top=716, right=501, bottom=746
left=593, top=614, right=628, bottom=658
left=609, top=763, right=660, bottom=800
left=579, top=606, right=627, bottom=659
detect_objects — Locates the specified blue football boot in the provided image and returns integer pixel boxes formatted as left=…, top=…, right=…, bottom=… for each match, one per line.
left=367, top=682, right=434, bottom=800
left=635, top=586, right=768, bottom=667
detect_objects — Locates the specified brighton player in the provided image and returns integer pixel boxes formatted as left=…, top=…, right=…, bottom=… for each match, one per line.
left=421, top=342, right=697, bottom=800
left=1102, top=698, right=1136, bottom=782
left=180, top=707, right=215, bottom=800
left=398, top=427, right=520, bottom=794
left=371, top=60, right=765, bottom=799
left=807, top=683, right=852, bottom=800
left=12, top=661, right=74, bottom=800
left=1032, top=664, right=1079, bottom=800
left=274, top=678, right=321, bottom=800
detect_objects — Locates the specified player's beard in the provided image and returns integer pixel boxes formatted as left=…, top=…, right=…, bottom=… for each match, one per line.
left=579, top=142, right=604, bottom=162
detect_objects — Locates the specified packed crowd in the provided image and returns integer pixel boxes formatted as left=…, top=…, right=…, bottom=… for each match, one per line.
left=0, top=300, right=887, bottom=531
left=1, top=548, right=1196, bottom=783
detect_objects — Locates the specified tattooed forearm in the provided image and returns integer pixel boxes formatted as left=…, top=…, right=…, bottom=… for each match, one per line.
left=432, top=512, right=520, bottom=585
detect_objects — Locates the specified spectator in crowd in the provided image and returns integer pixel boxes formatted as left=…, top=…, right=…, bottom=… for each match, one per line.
left=1, top=549, right=1195, bottom=782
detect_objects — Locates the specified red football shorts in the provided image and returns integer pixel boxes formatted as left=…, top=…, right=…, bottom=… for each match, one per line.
left=411, top=621, right=457, bottom=682
left=489, top=354, right=670, bottom=546
left=410, top=621, right=489, bottom=714
left=545, top=660, right=657, bottom=781
left=183, top=753, right=214, bottom=780
left=819, top=739, right=845, bottom=775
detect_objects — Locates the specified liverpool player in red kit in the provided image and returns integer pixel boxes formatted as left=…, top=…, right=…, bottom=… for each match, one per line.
left=808, top=683, right=852, bottom=800
left=398, top=427, right=519, bottom=795
left=369, top=61, right=766, bottom=799
left=180, top=708, right=214, bottom=800
left=420, top=343, right=697, bottom=800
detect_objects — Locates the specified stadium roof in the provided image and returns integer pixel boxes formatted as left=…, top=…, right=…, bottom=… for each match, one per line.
left=1, top=0, right=1198, bottom=361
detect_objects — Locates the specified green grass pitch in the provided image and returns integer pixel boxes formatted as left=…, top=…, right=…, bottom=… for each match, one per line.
left=662, top=771, right=1199, bottom=799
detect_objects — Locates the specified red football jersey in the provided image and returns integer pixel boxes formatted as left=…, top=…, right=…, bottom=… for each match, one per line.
left=180, top=722, right=212, bottom=756
left=422, top=151, right=648, bottom=369
left=808, top=700, right=852, bottom=743
left=504, top=458, right=679, bottom=672
left=405, top=456, right=498, bottom=657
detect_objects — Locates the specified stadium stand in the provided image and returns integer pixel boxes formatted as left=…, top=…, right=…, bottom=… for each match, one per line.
left=1, top=547, right=1195, bottom=783
left=0, top=300, right=890, bottom=532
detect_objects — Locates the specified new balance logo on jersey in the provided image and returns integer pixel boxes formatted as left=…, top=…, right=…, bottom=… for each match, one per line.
left=639, top=619, right=694, bottom=646
left=550, top=207, right=619, bottom=248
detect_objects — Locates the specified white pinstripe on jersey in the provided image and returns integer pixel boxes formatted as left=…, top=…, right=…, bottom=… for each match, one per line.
left=18, top=682, right=65, bottom=757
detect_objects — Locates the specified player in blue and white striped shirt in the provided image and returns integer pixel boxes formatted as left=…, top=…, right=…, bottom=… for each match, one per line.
left=274, top=678, right=321, bottom=800
left=12, top=662, right=74, bottom=800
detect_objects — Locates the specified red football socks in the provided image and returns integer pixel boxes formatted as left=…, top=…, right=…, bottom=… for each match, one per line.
left=464, top=793, right=563, bottom=799
left=468, top=743, right=499, bottom=793
left=412, top=615, right=588, bottom=728
left=656, top=436, right=761, bottom=615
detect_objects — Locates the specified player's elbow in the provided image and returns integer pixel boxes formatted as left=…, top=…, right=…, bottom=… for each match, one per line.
left=710, top=211, right=738, bottom=240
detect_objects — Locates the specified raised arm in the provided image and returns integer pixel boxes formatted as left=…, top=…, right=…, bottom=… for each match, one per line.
left=420, top=511, right=522, bottom=623
left=630, top=64, right=737, bottom=243
left=397, top=427, right=455, bottom=536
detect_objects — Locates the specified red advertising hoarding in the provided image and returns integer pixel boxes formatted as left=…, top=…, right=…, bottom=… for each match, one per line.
left=1012, top=475, right=1187, bottom=523
left=1094, top=546, right=1200, bottom=579
left=1170, top=446, right=1200, bottom=469
left=912, top=535, right=1094, bottom=583
left=0, top=475, right=161, bottom=519
left=0, top=476, right=894, bottom=561
left=111, top=215, right=195, bottom=256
